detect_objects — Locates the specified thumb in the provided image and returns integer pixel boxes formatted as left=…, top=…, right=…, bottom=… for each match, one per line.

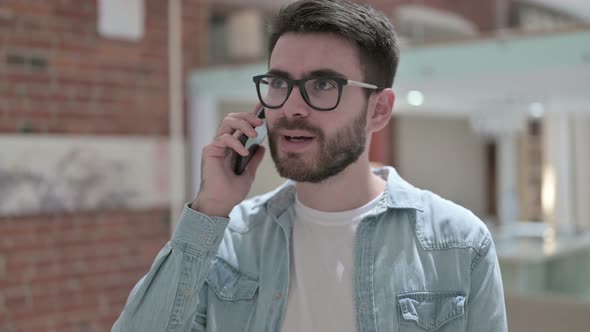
left=245, top=145, right=266, bottom=176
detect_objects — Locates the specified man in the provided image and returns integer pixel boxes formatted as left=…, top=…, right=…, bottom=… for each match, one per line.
left=113, top=0, right=507, bottom=331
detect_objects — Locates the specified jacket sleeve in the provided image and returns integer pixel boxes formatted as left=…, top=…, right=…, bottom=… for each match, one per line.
left=112, top=204, right=229, bottom=332
left=467, top=234, right=508, bottom=332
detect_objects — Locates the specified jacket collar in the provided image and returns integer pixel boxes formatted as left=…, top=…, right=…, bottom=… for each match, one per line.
left=265, top=166, right=424, bottom=219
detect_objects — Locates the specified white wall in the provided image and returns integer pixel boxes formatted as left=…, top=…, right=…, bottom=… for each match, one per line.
left=0, top=135, right=170, bottom=216
left=395, top=115, right=487, bottom=217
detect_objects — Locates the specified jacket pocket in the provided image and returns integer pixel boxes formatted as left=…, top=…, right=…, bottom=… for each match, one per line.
left=397, top=291, right=466, bottom=331
left=204, top=257, right=259, bottom=331
left=206, top=256, right=259, bottom=301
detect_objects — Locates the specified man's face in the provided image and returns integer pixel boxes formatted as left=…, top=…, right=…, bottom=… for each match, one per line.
left=265, top=33, right=370, bottom=183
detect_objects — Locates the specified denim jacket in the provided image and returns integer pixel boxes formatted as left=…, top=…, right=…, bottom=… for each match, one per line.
left=112, top=167, right=507, bottom=332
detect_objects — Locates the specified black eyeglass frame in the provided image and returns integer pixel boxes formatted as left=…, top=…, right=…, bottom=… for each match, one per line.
left=252, top=74, right=380, bottom=111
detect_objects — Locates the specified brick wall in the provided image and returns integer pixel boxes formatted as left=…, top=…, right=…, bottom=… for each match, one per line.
left=0, top=0, right=207, bottom=135
left=0, top=0, right=207, bottom=331
left=0, top=209, right=170, bottom=332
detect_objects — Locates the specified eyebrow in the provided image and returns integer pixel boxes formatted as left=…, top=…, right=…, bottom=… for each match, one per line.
left=267, top=68, right=347, bottom=80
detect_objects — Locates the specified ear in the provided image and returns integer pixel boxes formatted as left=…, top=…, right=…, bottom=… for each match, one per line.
left=367, top=88, right=395, bottom=134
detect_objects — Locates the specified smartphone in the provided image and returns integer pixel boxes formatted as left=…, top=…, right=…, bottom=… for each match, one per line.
left=234, top=107, right=267, bottom=175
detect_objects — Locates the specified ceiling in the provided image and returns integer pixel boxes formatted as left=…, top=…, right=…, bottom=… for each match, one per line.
left=392, top=29, right=590, bottom=119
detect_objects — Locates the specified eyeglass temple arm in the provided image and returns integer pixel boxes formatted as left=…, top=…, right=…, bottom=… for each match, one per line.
left=347, top=80, right=379, bottom=90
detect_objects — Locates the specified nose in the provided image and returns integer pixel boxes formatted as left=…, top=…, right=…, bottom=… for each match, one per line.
left=281, top=84, right=311, bottom=118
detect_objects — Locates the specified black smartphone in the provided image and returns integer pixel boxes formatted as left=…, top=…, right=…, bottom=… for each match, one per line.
left=234, top=107, right=267, bottom=175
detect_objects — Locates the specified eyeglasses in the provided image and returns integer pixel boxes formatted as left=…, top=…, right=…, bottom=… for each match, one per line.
left=253, top=74, right=380, bottom=111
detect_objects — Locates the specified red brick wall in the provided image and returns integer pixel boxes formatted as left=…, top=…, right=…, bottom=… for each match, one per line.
left=0, top=209, right=170, bottom=332
left=0, top=0, right=207, bottom=135
left=0, top=0, right=207, bottom=331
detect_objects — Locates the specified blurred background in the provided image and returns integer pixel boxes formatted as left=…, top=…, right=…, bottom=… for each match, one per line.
left=0, top=0, right=589, bottom=331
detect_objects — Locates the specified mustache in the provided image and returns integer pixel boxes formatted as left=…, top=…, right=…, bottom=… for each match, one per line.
left=272, top=117, right=323, bottom=137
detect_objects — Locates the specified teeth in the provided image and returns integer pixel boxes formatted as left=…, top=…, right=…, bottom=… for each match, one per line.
left=287, top=136, right=308, bottom=142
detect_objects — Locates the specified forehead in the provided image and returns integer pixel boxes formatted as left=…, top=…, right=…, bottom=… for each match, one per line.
left=269, top=33, right=363, bottom=79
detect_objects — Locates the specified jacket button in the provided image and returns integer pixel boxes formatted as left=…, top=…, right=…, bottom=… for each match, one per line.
left=275, top=292, right=282, bottom=300
left=359, top=301, right=368, bottom=312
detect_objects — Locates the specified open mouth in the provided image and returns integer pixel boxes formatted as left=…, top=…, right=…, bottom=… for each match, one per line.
left=280, top=134, right=316, bottom=152
left=285, top=135, right=313, bottom=142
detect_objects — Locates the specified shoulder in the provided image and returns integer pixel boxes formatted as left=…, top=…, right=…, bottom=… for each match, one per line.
left=379, top=166, right=491, bottom=256
left=214, top=183, right=295, bottom=275
left=414, top=189, right=492, bottom=257
left=226, top=181, right=295, bottom=233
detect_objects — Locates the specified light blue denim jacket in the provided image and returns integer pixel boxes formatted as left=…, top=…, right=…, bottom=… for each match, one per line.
left=113, top=167, right=507, bottom=332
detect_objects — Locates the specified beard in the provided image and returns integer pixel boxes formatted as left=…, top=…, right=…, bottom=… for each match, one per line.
left=268, top=107, right=367, bottom=183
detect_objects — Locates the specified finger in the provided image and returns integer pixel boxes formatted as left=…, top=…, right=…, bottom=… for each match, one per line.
left=243, top=106, right=265, bottom=126
left=216, top=113, right=263, bottom=137
left=214, top=133, right=250, bottom=156
left=244, top=145, right=266, bottom=176
left=216, top=103, right=264, bottom=136
left=201, top=141, right=231, bottom=159
left=217, top=116, right=259, bottom=139
left=250, top=103, right=264, bottom=117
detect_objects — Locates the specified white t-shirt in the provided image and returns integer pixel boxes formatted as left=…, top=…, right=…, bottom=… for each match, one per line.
left=281, top=193, right=384, bottom=332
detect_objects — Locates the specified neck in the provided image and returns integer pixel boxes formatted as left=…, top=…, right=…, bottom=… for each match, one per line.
left=295, top=156, right=386, bottom=212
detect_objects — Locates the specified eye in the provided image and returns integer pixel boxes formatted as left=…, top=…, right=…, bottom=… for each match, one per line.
left=313, top=79, right=337, bottom=91
left=269, top=77, right=289, bottom=89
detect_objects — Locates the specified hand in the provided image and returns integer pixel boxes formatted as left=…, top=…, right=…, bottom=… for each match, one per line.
left=191, top=104, right=266, bottom=217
